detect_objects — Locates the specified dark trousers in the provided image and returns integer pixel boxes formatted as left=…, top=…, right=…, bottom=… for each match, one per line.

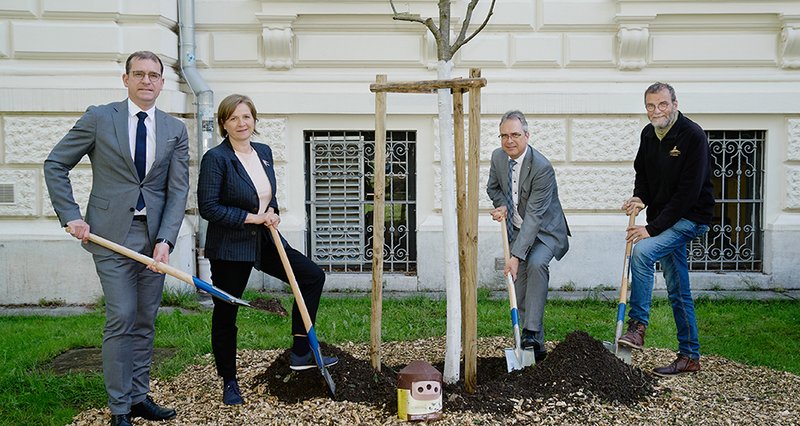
left=209, top=239, right=325, bottom=380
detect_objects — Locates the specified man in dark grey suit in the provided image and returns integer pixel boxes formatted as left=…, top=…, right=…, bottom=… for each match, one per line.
left=44, top=51, right=189, bottom=426
left=487, top=110, right=570, bottom=362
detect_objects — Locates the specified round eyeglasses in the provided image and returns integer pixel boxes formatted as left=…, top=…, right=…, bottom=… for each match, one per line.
left=645, top=101, right=672, bottom=112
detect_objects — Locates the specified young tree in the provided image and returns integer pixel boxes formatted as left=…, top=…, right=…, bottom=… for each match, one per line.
left=388, top=0, right=496, bottom=384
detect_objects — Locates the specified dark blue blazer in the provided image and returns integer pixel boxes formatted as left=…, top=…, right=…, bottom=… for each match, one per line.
left=198, top=138, right=285, bottom=266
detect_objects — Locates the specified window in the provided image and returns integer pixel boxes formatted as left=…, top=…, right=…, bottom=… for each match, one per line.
left=688, top=130, right=764, bottom=271
left=305, top=130, right=416, bottom=273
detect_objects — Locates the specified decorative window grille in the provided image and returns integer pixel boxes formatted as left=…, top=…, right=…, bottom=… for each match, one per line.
left=305, top=130, right=416, bottom=273
left=688, top=130, right=764, bottom=271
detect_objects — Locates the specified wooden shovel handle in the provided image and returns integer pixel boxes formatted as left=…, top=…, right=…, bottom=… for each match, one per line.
left=619, top=203, right=645, bottom=303
left=500, top=216, right=511, bottom=264
left=268, top=225, right=314, bottom=331
left=500, top=217, right=519, bottom=310
left=66, top=227, right=193, bottom=284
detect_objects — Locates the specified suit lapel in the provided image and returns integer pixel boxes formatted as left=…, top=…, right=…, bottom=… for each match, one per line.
left=254, top=145, right=276, bottom=194
left=500, top=152, right=511, bottom=195
left=113, top=101, right=139, bottom=179
left=224, top=139, right=258, bottom=194
left=150, top=109, right=168, bottom=178
left=518, top=145, right=533, bottom=188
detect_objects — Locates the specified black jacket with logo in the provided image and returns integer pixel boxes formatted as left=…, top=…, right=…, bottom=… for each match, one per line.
left=633, top=111, right=715, bottom=236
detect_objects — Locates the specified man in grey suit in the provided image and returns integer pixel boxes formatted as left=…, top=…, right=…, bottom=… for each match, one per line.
left=44, top=51, right=189, bottom=426
left=487, top=110, right=570, bottom=362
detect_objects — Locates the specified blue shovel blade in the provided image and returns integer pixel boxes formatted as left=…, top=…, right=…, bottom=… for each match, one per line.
left=191, top=277, right=250, bottom=307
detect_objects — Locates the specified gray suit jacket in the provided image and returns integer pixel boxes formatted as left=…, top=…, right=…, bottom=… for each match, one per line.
left=44, top=100, right=190, bottom=255
left=487, top=145, right=570, bottom=261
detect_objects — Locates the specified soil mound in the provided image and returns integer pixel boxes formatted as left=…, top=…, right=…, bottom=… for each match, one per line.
left=534, top=329, right=656, bottom=404
left=252, top=343, right=399, bottom=409
left=253, top=331, right=657, bottom=414
left=249, top=297, right=288, bottom=316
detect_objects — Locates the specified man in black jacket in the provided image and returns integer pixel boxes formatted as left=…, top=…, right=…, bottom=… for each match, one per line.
left=617, top=82, right=715, bottom=377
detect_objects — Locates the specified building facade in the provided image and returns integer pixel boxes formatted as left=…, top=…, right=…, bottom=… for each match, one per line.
left=1, top=0, right=799, bottom=304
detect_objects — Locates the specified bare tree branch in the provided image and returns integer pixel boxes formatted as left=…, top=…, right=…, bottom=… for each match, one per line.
left=450, top=0, right=497, bottom=56
left=452, top=0, right=480, bottom=48
left=389, top=0, right=442, bottom=55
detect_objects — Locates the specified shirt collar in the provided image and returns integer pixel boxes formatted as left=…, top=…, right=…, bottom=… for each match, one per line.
left=127, top=99, right=156, bottom=120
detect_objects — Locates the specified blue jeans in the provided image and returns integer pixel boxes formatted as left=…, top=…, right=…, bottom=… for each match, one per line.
left=628, top=218, right=709, bottom=360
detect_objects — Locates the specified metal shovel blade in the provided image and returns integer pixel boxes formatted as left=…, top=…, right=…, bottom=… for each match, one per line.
left=505, top=348, right=536, bottom=372
left=602, top=340, right=632, bottom=365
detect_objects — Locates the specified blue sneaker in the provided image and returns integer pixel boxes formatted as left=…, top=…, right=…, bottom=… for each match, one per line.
left=289, top=351, right=339, bottom=371
left=222, top=379, right=244, bottom=405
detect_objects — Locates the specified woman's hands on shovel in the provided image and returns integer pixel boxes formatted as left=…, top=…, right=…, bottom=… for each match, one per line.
left=245, top=208, right=281, bottom=228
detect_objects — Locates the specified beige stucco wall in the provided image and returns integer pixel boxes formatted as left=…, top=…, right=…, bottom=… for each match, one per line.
left=1, top=0, right=799, bottom=303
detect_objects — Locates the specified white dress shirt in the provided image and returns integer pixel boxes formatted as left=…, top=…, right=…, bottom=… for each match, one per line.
left=127, top=99, right=156, bottom=214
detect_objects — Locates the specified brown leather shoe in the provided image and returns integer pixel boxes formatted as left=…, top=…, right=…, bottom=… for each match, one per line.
left=653, top=354, right=701, bottom=377
left=617, top=319, right=646, bottom=350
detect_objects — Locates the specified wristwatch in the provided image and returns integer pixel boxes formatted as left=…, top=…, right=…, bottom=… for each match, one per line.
left=155, top=238, right=174, bottom=250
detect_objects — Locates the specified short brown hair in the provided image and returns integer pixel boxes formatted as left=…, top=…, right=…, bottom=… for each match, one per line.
left=217, top=94, right=260, bottom=138
left=125, top=51, right=163, bottom=75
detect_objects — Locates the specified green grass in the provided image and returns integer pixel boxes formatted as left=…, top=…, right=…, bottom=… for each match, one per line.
left=1, top=293, right=798, bottom=425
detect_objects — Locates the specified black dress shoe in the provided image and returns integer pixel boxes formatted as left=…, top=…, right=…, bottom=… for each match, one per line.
left=110, top=414, right=131, bottom=426
left=130, top=395, right=176, bottom=421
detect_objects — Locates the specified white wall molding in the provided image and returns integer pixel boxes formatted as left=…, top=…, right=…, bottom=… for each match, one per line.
left=781, top=21, right=800, bottom=69
left=617, top=26, right=649, bottom=70
left=256, top=13, right=296, bottom=70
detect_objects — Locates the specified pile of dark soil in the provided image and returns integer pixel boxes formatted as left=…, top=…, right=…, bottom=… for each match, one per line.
left=252, top=343, right=399, bottom=409
left=252, top=331, right=657, bottom=414
left=249, top=297, right=288, bottom=316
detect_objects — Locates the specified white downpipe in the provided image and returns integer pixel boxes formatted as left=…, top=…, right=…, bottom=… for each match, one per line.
left=178, top=0, right=214, bottom=281
left=437, top=60, right=462, bottom=384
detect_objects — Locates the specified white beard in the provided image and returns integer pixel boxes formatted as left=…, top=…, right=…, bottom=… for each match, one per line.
left=651, top=110, right=678, bottom=130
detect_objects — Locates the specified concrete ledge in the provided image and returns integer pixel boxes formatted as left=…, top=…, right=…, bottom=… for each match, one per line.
left=0, top=305, right=94, bottom=316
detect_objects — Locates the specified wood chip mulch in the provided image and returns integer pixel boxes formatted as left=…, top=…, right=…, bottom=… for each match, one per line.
left=68, top=332, right=800, bottom=425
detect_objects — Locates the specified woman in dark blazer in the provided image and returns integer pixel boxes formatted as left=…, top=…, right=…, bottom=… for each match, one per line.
left=198, top=94, right=336, bottom=405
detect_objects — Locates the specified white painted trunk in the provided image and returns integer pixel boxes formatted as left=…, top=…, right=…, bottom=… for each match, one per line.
left=437, top=60, right=462, bottom=384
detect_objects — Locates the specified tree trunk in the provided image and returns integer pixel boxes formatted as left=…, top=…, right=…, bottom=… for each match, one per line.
left=436, top=59, right=461, bottom=384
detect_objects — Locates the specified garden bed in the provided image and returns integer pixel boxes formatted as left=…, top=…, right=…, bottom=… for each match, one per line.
left=68, top=332, right=800, bottom=425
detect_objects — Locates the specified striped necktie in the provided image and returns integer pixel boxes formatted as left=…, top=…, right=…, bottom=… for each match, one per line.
left=506, top=158, right=517, bottom=242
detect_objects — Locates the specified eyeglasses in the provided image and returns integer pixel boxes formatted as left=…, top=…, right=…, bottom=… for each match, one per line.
left=498, top=132, right=525, bottom=141
left=645, top=101, right=672, bottom=112
left=129, top=71, right=162, bottom=82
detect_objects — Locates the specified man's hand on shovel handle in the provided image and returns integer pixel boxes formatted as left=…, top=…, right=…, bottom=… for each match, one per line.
left=622, top=197, right=647, bottom=243
left=626, top=225, right=650, bottom=244
left=505, top=256, right=520, bottom=281
left=490, top=206, right=508, bottom=222
left=66, top=222, right=168, bottom=274
left=150, top=243, right=170, bottom=273
left=622, top=197, right=644, bottom=216
left=66, top=219, right=90, bottom=244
